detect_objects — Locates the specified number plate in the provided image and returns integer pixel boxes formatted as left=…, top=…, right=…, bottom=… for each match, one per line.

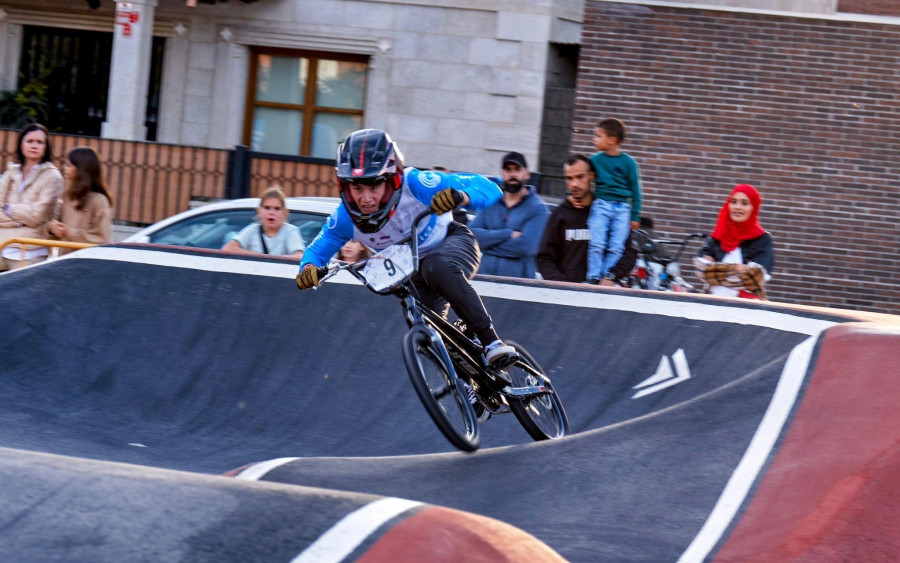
left=362, top=244, right=415, bottom=291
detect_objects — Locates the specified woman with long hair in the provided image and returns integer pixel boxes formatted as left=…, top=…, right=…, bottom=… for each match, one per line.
left=48, top=146, right=114, bottom=255
left=0, top=123, right=63, bottom=270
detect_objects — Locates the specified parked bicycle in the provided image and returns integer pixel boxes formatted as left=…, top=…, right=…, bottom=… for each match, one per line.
left=315, top=210, right=569, bottom=452
left=629, top=230, right=707, bottom=292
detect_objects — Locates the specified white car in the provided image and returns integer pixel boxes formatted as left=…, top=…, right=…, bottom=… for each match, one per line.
left=122, top=197, right=340, bottom=251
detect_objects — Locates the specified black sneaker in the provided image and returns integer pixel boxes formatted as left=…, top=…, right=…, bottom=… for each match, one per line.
left=484, top=340, right=517, bottom=382
left=473, top=400, right=488, bottom=422
left=462, top=381, right=489, bottom=422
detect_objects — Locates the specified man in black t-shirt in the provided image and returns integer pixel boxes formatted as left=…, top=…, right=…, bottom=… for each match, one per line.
left=537, top=154, right=635, bottom=284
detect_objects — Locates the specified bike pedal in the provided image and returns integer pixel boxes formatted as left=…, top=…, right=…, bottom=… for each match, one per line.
left=503, top=384, right=548, bottom=397
left=488, top=352, right=518, bottom=374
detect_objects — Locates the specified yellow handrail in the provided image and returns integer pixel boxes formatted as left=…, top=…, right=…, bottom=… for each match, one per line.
left=0, top=237, right=98, bottom=268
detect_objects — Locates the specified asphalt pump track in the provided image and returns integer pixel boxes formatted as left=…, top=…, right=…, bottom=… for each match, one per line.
left=1, top=245, right=897, bottom=561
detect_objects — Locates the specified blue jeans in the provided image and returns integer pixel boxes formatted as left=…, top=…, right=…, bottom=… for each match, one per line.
left=587, top=199, right=631, bottom=281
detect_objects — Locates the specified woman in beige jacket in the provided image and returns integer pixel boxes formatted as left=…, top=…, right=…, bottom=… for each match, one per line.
left=48, top=146, right=114, bottom=255
left=0, top=123, right=64, bottom=271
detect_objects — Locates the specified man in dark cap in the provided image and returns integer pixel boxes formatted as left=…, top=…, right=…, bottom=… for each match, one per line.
left=468, top=151, right=548, bottom=279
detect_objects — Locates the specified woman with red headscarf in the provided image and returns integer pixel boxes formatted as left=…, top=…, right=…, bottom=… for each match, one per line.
left=693, top=184, right=774, bottom=299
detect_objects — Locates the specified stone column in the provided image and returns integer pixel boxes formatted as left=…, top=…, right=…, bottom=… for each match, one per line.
left=102, top=0, right=158, bottom=140
left=0, top=19, right=23, bottom=92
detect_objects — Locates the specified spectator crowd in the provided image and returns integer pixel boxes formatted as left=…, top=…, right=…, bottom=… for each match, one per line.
left=466, top=118, right=775, bottom=300
left=0, top=118, right=774, bottom=301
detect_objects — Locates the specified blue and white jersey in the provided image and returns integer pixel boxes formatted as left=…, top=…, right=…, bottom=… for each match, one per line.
left=300, top=167, right=501, bottom=269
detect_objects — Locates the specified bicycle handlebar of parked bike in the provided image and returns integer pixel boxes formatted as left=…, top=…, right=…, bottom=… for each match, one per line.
left=649, top=232, right=707, bottom=263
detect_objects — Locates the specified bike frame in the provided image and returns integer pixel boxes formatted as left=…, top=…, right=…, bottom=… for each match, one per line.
left=315, top=209, right=568, bottom=448
left=378, top=271, right=542, bottom=400
left=329, top=209, right=546, bottom=400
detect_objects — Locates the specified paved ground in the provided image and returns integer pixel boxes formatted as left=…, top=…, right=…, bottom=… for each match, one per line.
left=0, top=245, right=897, bottom=561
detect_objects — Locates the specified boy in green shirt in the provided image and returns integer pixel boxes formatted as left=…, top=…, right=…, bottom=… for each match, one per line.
left=587, top=118, right=642, bottom=283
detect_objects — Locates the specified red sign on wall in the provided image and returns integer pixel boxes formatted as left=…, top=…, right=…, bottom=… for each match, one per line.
left=116, top=9, right=140, bottom=37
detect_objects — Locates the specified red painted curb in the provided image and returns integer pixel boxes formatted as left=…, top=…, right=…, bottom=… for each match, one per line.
left=356, top=505, right=568, bottom=563
left=716, top=323, right=900, bottom=561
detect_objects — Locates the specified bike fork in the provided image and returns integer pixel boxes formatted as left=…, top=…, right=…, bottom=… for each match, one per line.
left=402, top=295, right=461, bottom=387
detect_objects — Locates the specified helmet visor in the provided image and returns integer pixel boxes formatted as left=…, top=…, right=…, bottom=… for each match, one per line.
left=339, top=175, right=392, bottom=186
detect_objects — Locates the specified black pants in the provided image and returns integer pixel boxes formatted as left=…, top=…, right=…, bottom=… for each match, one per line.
left=412, top=222, right=497, bottom=344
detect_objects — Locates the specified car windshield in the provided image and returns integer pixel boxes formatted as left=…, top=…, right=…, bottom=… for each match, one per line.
left=148, top=209, right=328, bottom=250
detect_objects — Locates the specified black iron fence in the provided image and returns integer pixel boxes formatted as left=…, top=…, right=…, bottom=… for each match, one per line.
left=225, top=145, right=335, bottom=201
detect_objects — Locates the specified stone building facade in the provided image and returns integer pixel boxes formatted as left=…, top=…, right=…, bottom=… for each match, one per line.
left=0, top=0, right=583, bottom=176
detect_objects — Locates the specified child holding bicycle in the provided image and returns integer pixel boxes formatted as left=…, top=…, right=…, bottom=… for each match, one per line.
left=693, top=184, right=774, bottom=299
left=586, top=118, right=643, bottom=284
left=295, top=129, right=519, bottom=371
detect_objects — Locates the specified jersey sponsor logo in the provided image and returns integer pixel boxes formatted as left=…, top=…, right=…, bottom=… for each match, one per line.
left=326, top=212, right=338, bottom=230
left=565, top=228, right=591, bottom=241
left=417, top=170, right=440, bottom=188
left=417, top=215, right=435, bottom=245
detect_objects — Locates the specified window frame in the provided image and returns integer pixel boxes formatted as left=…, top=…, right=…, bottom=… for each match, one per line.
left=243, top=47, right=368, bottom=156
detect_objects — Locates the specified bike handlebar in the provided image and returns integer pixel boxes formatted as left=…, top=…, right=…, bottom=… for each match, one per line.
left=636, top=231, right=707, bottom=263
left=652, top=232, right=707, bottom=246
left=315, top=208, right=436, bottom=288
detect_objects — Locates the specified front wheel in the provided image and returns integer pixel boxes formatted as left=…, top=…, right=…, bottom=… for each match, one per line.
left=403, top=326, right=480, bottom=451
left=503, top=341, right=570, bottom=441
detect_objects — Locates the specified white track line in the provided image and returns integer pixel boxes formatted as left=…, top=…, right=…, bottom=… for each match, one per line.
left=69, top=246, right=837, bottom=335
left=233, top=457, right=299, bottom=481
left=290, top=498, right=423, bottom=563
left=235, top=459, right=425, bottom=562
left=678, top=335, right=819, bottom=562
left=66, top=246, right=298, bottom=278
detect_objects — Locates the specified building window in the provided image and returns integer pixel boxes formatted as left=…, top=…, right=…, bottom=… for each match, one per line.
left=16, top=26, right=164, bottom=139
left=244, top=49, right=367, bottom=158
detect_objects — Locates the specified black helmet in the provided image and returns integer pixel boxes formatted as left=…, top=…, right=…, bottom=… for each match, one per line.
left=336, top=129, right=404, bottom=233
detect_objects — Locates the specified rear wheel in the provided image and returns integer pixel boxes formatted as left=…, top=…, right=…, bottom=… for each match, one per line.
left=403, top=326, right=480, bottom=451
left=503, top=341, right=570, bottom=441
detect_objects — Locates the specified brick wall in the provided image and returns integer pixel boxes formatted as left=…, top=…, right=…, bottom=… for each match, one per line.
left=839, top=0, right=900, bottom=16
left=573, top=2, right=900, bottom=314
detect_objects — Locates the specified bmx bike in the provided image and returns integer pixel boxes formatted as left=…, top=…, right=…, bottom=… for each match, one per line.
left=315, top=210, right=569, bottom=452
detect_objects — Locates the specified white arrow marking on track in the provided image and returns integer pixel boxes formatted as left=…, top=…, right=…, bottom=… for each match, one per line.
left=632, top=348, right=692, bottom=399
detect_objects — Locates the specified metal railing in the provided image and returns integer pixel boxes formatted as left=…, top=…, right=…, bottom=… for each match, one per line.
left=0, top=238, right=97, bottom=268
